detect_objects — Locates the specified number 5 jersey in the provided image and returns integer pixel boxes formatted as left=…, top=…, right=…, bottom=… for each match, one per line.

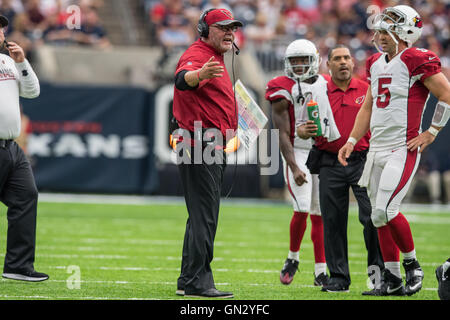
left=366, top=47, right=441, bottom=151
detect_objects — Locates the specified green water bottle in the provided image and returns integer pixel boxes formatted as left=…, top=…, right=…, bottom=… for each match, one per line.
left=307, top=100, right=322, bottom=137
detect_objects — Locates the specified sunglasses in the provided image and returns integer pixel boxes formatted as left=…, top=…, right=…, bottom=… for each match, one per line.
left=211, top=24, right=238, bottom=33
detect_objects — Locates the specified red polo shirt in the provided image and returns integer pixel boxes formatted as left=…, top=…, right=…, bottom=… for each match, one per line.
left=173, top=39, right=238, bottom=137
left=315, top=74, right=370, bottom=153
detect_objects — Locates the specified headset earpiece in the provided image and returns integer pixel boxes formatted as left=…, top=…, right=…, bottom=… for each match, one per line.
left=197, top=8, right=214, bottom=38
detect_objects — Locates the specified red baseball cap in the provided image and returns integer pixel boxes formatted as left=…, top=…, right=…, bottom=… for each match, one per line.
left=204, top=9, right=243, bottom=27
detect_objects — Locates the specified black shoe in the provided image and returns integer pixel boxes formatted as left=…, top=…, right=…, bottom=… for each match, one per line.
left=3, top=270, right=49, bottom=282
left=280, top=258, right=298, bottom=285
left=436, top=264, right=450, bottom=300
left=176, top=278, right=186, bottom=296
left=380, top=269, right=405, bottom=296
left=362, top=288, right=384, bottom=296
left=314, top=272, right=329, bottom=287
left=175, top=289, right=185, bottom=296
left=403, top=259, right=424, bottom=296
left=321, top=279, right=349, bottom=292
left=185, top=288, right=234, bottom=299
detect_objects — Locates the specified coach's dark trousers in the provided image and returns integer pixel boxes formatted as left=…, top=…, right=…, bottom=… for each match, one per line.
left=177, top=148, right=226, bottom=294
left=318, top=150, right=384, bottom=286
left=0, top=140, right=38, bottom=273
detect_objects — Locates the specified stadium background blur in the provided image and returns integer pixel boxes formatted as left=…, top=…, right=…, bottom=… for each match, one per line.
left=1, top=0, right=449, bottom=204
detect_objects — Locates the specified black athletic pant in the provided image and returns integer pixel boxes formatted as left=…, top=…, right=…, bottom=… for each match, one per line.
left=0, top=140, right=38, bottom=273
left=319, top=151, right=384, bottom=286
left=177, top=148, right=226, bottom=294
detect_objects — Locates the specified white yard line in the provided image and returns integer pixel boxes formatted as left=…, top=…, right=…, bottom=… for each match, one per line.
left=37, top=193, right=450, bottom=213
left=3, top=249, right=444, bottom=268
left=37, top=193, right=288, bottom=208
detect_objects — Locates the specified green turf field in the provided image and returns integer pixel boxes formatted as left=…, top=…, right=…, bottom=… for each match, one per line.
left=0, top=199, right=448, bottom=300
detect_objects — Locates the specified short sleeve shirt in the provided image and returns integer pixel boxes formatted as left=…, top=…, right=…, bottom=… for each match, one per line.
left=173, top=39, right=237, bottom=137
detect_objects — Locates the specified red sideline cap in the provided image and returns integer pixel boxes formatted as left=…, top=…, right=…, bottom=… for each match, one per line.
left=204, top=9, right=243, bottom=27
left=0, top=15, right=8, bottom=27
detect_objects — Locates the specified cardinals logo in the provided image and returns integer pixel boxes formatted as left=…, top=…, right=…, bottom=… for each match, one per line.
left=220, top=9, right=233, bottom=19
left=413, top=16, right=423, bottom=28
left=355, top=95, right=365, bottom=104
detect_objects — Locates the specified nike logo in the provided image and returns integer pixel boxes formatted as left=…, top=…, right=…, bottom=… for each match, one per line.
left=386, top=284, right=402, bottom=294
left=408, top=282, right=421, bottom=290
left=429, top=56, right=436, bottom=60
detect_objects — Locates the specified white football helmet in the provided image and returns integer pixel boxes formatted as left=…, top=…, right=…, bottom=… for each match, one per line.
left=372, top=5, right=423, bottom=48
left=284, top=39, right=320, bottom=82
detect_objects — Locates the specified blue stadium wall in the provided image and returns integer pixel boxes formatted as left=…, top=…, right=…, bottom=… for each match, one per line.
left=21, top=82, right=262, bottom=197
left=22, top=83, right=448, bottom=198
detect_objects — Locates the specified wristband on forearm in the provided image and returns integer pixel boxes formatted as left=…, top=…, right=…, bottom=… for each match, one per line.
left=431, top=101, right=450, bottom=128
left=428, top=126, right=439, bottom=137
left=347, top=137, right=357, bottom=146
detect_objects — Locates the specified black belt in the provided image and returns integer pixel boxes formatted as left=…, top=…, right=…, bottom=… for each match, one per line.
left=0, top=139, right=12, bottom=148
left=346, top=149, right=368, bottom=162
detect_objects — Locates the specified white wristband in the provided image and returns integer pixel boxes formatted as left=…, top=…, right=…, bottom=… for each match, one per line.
left=347, top=137, right=357, bottom=146
left=428, top=127, right=439, bottom=137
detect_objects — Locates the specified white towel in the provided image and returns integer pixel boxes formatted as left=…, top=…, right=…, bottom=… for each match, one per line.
left=358, top=150, right=375, bottom=188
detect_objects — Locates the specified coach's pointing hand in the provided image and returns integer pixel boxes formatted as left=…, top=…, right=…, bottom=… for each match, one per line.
left=198, top=56, right=224, bottom=81
left=185, top=56, right=224, bottom=87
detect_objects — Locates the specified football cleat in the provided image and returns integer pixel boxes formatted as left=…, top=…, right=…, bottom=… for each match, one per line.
left=436, top=264, right=450, bottom=300
left=403, top=259, right=424, bottom=296
left=313, top=272, right=329, bottom=287
left=381, top=269, right=405, bottom=296
left=280, top=258, right=299, bottom=285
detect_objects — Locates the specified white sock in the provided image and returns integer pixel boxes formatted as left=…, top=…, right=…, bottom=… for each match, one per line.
left=443, top=261, right=450, bottom=274
left=403, top=249, right=416, bottom=261
left=314, top=263, right=327, bottom=277
left=385, top=261, right=402, bottom=279
left=288, top=251, right=299, bottom=261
